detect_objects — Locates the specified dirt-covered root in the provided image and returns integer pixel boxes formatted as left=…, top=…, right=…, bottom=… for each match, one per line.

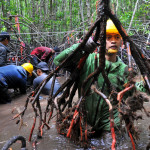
left=56, top=107, right=91, bottom=148
left=119, top=91, right=150, bottom=140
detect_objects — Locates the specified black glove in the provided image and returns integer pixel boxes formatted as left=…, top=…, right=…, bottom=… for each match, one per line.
left=83, top=37, right=97, bottom=53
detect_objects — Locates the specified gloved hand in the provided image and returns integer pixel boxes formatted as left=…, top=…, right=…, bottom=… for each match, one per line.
left=83, top=37, right=97, bottom=53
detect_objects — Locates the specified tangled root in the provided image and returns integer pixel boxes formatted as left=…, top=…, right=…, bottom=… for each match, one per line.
left=56, top=106, right=90, bottom=148
left=56, top=107, right=76, bottom=136
left=119, top=91, right=150, bottom=140
left=126, top=91, right=149, bottom=111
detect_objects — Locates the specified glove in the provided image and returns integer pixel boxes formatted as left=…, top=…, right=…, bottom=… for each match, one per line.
left=83, top=37, right=97, bottom=53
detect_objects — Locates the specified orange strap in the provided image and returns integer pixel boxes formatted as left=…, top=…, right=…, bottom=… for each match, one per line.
left=15, top=16, right=20, bottom=41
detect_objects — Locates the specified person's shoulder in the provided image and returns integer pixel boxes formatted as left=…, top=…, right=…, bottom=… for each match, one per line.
left=33, top=76, right=41, bottom=84
left=39, top=46, right=48, bottom=49
left=117, top=56, right=127, bottom=66
left=41, top=73, right=48, bottom=79
left=0, top=45, right=4, bottom=48
left=0, top=43, right=4, bottom=47
left=16, top=66, right=27, bottom=77
left=34, top=75, right=41, bottom=81
left=0, top=45, right=6, bottom=51
left=116, top=56, right=129, bottom=75
left=34, top=75, right=46, bottom=82
left=32, top=47, right=41, bottom=51
left=16, top=65, right=24, bottom=70
left=5, top=65, right=16, bottom=69
left=37, top=46, right=48, bottom=51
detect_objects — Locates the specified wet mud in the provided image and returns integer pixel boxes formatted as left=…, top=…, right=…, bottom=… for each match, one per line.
left=0, top=77, right=149, bottom=150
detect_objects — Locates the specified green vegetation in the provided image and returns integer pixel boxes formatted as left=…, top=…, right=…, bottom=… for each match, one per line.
left=0, top=0, right=149, bottom=45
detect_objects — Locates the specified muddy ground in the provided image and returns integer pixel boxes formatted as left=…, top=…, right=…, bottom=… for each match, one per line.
left=0, top=76, right=150, bottom=150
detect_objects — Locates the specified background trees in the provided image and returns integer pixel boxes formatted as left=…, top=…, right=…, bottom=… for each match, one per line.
left=0, top=0, right=149, bottom=49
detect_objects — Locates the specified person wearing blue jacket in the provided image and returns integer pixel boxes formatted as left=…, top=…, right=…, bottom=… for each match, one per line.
left=0, top=63, right=33, bottom=104
left=33, top=62, right=61, bottom=96
left=0, top=32, right=10, bottom=67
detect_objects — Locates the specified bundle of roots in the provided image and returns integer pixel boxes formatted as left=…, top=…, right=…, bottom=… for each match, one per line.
left=56, top=106, right=91, bottom=148
left=119, top=90, right=150, bottom=139
left=56, top=107, right=76, bottom=136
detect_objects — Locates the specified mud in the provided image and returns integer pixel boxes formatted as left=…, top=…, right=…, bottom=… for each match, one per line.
left=0, top=77, right=149, bottom=150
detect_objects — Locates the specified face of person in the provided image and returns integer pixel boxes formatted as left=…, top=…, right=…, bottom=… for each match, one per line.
left=106, top=33, right=122, bottom=54
left=3, top=38, right=9, bottom=46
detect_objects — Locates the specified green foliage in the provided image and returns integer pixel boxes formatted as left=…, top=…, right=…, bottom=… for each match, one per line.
left=0, top=26, right=7, bottom=32
left=56, top=11, right=64, bottom=19
left=0, top=0, right=149, bottom=43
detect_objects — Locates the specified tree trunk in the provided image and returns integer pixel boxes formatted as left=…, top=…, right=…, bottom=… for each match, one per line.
left=127, top=0, right=139, bottom=33
left=39, top=0, right=44, bottom=31
left=31, top=0, right=36, bottom=46
left=2, top=0, right=7, bottom=18
left=116, top=0, right=119, bottom=15
left=1, top=0, right=9, bottom=30
left=69, top=0, right=73, bottom=30
left=20, top=1, right=23, bottom=15
left=79, top=0, right=85, bottom=33
left=25, top=0, right=27, bottom=8
left=50, top=0, right=52, bottom=14
left=86, top=0, right=91, bottom=25
left=43, top=0, right=46, bottom=21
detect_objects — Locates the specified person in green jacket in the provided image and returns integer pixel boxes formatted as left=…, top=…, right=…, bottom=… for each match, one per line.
left=54, top=19, right=145, bottom=148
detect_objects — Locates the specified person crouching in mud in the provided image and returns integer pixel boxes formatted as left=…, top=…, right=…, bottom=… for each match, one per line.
left=53, top=19, right=146, bottom=149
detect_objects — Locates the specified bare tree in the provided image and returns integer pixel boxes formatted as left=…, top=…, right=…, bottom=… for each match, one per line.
left=79, top=0, right=85, bottom=32
left=69, top=0, right=73, bottom=30
left=86, top=0, right=91, bottom=25
left=127, top=0, right=139, bottom=33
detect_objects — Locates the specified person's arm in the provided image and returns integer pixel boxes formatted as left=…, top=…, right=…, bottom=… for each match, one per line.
left=33, top=78, right=40, bottom=90
left=54, top=37, right=98, bottom=71
left=135, top=80, right=147, bottom=93
left=53, top=43, right=84, bottom=71
left=41, top=48, right=54, bottom=61
left=19, top=79, right=27, bottom=94
left=51, top=48, right=55, bottom=54
left=54, top=37, right=98, bottom=66
left=30, top=48, right=38, bottom=55
left=53, top=43, right=79, bottom=66
left=123, top=67, right=148, bottom=93
left=41, top=51, right=49, bottom=61
left=0, top=47, right=7, bottom=66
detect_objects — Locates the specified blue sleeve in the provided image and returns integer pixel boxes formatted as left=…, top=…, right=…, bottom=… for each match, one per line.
left=53, top=79, right=61, bottom=95
left=33, top=78, right=40, bottom=90
left=19, top=78, right=27, bottom=94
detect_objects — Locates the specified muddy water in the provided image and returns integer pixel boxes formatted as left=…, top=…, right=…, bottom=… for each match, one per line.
left=0, top=85, right=149, bottom=149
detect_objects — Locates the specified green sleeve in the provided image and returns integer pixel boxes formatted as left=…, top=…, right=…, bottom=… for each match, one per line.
left=123, top=66, right=147, bottom=93
left=54, top=43, right=86, bottom=71
left=54, top=43, right=80, bottom=66
left=135, top=80, right=147, bottom=92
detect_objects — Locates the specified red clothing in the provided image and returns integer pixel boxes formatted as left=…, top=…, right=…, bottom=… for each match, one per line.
left=31, top=47, right=54, bottom=61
